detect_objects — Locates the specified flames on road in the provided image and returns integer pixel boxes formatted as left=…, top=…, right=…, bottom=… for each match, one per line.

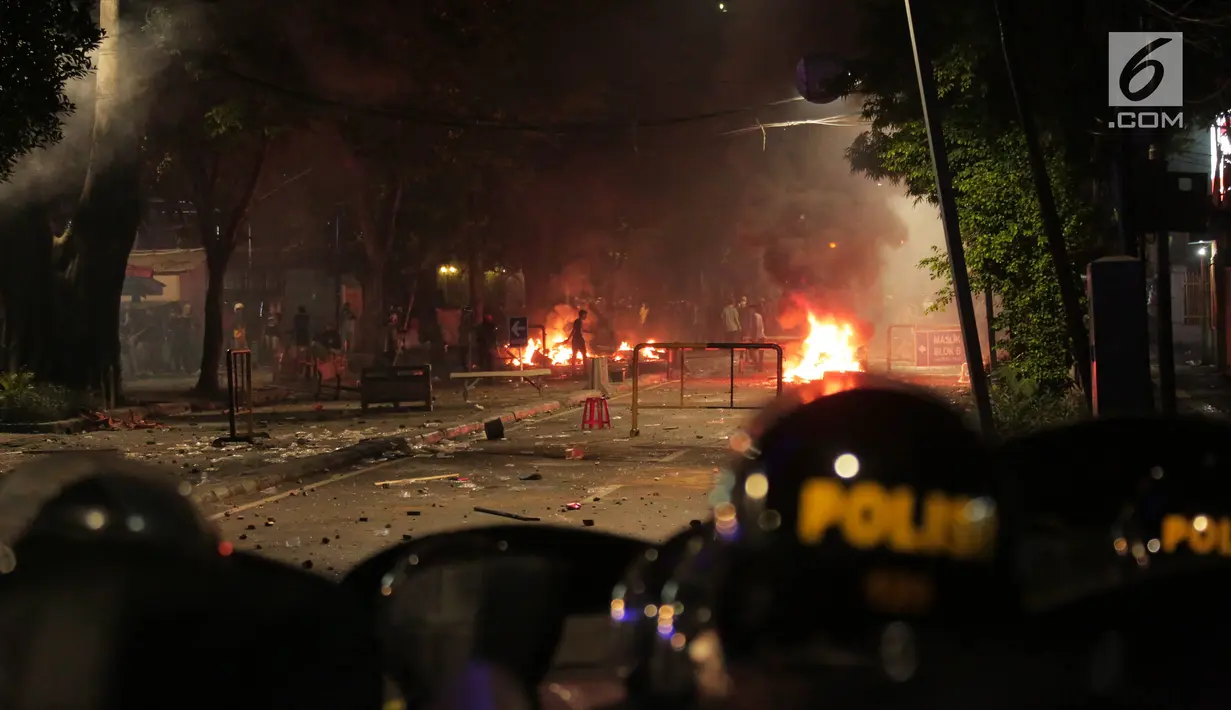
left=783, top=312, right=864, bottom=383
left=509, top=333, right=663, bottom=367
left=504, top=305, right=859, bottom=380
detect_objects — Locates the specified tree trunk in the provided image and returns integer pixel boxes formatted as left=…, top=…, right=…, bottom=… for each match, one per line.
left=0, top=204, right=56, bottom=375
left=14, top=0, right=144, bottom=396
left=194, top=247, right=234, bottom=394
left=190, top=140, right=269, bottom=395
left=352, top=178, right=401, bottom=352
left=362, top=267, right=385, bottom=354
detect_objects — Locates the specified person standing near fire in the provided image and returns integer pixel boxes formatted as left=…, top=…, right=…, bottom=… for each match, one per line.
left=231, top=303, right=248, bottom=350
left=568, top=309, right=588, bottom=369
left=475, top=313, right=497, bottom=371
left=340, top=302, right=356, bottom=352
left=292, top=306, right=311, bottom=366
left=739, top=296, right=757, bottom=364
left=750, top=301, right=767, bottom=371
left=721, top=298, right=741, bottom=342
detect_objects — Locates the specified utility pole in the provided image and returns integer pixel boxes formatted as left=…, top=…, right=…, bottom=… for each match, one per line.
left=903, top=0, right=994, bottom=433
left=1151, top=147, right=1176, bottom=413
left=992, top=0, right=1092, bottom=408
left=985, top=290, right=996, bottom=370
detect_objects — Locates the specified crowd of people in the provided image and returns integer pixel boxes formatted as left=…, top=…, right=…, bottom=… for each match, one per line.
left=721, top=295, right=770, bottom=370
left=114, top=292, right=785, bottom=383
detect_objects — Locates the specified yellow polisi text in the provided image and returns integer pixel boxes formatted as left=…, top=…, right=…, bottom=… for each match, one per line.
left=796, top=479, right=995, bottom=559
left=1159, top=514, right=1231, bottom=556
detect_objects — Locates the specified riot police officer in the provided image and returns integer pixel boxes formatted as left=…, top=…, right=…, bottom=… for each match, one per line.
left=615, top=380, right=1020, bottom=709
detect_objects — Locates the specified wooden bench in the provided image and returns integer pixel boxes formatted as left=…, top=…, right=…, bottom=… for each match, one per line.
left=449, top=368, right=551, bottom=402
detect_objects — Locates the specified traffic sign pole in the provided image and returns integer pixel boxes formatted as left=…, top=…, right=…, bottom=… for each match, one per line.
left=904, top=0, right=994, bottom=434
left=508, top=316, right=529, bottom=371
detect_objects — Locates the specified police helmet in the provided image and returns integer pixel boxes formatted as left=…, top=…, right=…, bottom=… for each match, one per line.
left=998, top=416, right=1231, bottom=706
left=620, top=379, right=1018, bottom=709
left=0, top=453, right=218, bottom=561
left=611, top=522, right=713, bottom=707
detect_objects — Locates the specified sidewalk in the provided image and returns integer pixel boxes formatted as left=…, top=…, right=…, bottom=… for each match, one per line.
left=1170, top=364, right=1231, bottom=417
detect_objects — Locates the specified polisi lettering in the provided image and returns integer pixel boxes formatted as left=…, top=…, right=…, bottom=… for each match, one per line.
left=1160, top=514, right=1231, bottom=556
left=796, top=479, right=994, bottom=559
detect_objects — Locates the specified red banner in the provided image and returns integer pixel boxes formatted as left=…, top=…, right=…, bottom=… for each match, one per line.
left=125, top=264, right=155, bottom=279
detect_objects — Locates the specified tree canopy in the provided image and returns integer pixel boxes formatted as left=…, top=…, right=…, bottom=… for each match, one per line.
left=0, top=0, right=102, bottom=182
left=840, top=0, right=1231, bottom=387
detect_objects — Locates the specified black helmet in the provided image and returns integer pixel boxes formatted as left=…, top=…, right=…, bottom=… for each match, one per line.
left=619, top=379, right=1014, bottom=709
left=996, top=416, right=1231, bottom=706
left=997, top=416, right=1231, bottom=607
left=611, top=522, right=713, bottom=707
left=0, top=453, right=218, bottom=563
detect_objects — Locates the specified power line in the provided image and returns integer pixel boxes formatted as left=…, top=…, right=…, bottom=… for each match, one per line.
left=220, top=65, right=806, bottom=133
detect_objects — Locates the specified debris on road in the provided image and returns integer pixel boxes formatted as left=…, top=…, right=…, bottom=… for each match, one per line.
left=474, top=506, right=541, bottom=522
left=374, top=473, right=458, bottom=487
left=82, top=410, right=167, bottom=431
left=564, top=502, right=581, bottom=511
left=518, top=473, right=543, bottom=481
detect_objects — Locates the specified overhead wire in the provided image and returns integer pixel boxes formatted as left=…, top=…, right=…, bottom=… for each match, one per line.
left=220, top=65, right=812, bottom=133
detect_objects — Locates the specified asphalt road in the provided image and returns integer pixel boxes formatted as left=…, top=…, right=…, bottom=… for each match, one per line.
left=199, top=380, right=775, bottom=579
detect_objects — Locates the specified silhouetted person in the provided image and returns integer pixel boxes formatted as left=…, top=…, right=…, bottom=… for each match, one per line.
left=339, top=303, right=356, bottom=351
left=320, top=323, right=342, bottom=351
left=721, top=299, right=740, bottom=342
left=569, top=310, right=588, bottom=368
left=458, top=308, right=474, bottom=371
left=293, top=306, right=311, bottom=365
left=475, top=314, right=497, bottom=371
left=751, top=302, right=767, bottom=371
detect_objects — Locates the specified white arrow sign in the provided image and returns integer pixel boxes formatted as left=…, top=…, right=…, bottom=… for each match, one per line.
left=510, top=320, right=526, bottom=338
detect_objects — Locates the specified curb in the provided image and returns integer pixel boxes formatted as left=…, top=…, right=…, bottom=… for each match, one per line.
left=192, top=374, right=666, bottom=505
left=0, top=402, right=194, bottom=435
left=0, top=388, right=289, bottom=435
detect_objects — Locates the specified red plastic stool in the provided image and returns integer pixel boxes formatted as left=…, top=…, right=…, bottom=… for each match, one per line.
left=581, top=397, right=611, bottom=429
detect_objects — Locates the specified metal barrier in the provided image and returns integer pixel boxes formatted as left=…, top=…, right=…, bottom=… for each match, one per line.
left=885, top=324, right=918, bottom=371
left=212, top=349, right=270, bottom=446
left=629, top=342, right=784, bottom=437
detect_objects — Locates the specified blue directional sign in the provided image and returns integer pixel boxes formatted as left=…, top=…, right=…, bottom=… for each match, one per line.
left=508, top=316, right=529, bottom=348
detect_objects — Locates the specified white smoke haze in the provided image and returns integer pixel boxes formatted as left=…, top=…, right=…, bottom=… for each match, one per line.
left=0, top=6, right=178, bottom=211
left=724, top=96, right=986, bottom=359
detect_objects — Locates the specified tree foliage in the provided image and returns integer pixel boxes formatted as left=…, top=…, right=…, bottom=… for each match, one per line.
left=0, top=0, right=102, bottom=182
left=840, top=0, right=1231, bottom=387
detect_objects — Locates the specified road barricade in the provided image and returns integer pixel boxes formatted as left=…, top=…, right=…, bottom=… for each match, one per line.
left=213, top=349, right=270, bottom=446
left=629, top=341, right=784, bottom=436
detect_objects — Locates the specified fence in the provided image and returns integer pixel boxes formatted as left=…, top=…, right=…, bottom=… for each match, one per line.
left=628, top=341, right=784, bottom=436
left=886, top=324, right=919, bottom=370
left=212, top=349, right=269, bottom=446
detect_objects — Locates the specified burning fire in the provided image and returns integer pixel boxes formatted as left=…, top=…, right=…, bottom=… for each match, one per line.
left=613, top=341, right=662, bottom=362
left=509, top=336, right=662, bottom=367
left=510, top=336, right=577, bottom=367
left=783, top=313, right=864, bottom=383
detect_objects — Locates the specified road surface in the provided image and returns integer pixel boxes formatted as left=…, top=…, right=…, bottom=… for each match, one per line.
left=199, top=383, right=769, bottom=578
